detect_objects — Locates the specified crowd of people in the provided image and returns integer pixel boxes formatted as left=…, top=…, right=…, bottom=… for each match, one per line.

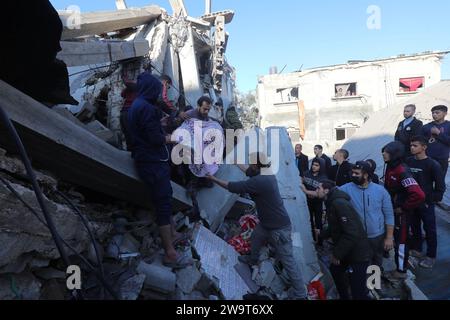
left=121, top=70, right=449, bottom=300
left=295, top=103, right=449, bottom=299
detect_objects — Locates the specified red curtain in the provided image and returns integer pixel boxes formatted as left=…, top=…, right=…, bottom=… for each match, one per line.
left=400, top=77, right=424, bottom=92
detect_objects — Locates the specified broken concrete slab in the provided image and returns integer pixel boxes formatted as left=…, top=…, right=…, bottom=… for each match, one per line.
left=176, top=265, right=202, bottom=294
left=136, top=261, right=176, bottom=294
left=0, top=179, right=97, bottom=273
left=58, top=40, right=150, bottom=67
left=196, top=164, right=245, bottom=232
left=59, top=6, right=162, bottom=40
left=0, top=79, right=191, bottom=212
left=253, top=260, right=276, bottom=288
left=226, top=197, right=255, bottom=220
left=120, top=274, right=146, bottom=300
left=0, top=272, right=42, bottom=300
left=192, top=224, right=250, bottom=300
left=265, top=127, right=321, bottom=282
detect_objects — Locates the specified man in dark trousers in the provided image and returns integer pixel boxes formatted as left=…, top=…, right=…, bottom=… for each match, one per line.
left=301, top=158, right=327, bottom=242
left=382, top=142, right=425, bottom=279
left=395, top=104, right=423, bottom=159
left=128, top=72, right=192, bottom=269
left=328, top=149, right=353, bottom=186
left=314, top=145, right=332, bottom=174
left=406, top=136, right=446, bottom=269
left=206, top=153, right=308, bottom=300
left=295, top=144, right=309, bottom=177
left=316, top=180, right=371, bottom=300
left=422, top=105, right=450, bottom=176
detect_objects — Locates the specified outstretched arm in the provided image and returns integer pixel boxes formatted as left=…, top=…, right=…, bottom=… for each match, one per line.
left=206, top=175, right=229, bottom=190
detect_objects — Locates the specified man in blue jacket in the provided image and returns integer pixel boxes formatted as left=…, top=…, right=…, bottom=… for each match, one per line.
left=340, top=161, right=395, bottom=268
left=128, top=72, right=192, bottom=269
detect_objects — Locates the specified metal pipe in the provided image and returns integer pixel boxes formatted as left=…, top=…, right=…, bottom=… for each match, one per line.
left=205, top=0, right=211, bottom=14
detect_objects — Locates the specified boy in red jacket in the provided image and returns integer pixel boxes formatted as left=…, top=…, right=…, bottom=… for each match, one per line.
left=382, top=142, right=425, bottom=279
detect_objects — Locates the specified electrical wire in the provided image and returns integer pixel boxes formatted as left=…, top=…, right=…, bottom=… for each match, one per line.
left=0, top=104, right=119, bottom=300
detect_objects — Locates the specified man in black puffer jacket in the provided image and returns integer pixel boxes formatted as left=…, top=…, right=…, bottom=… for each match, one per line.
left=317, top=180, right=371, bottom=300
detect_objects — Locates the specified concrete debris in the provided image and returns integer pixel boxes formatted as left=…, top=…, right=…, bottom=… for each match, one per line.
left=192, top=225, right=250, bottom=300
left=106, top=234, right=140, bottom=259
left=176, top=265, right=202, bottom=294
left=120, top=274, right=146, bottom=300
left=0, top=272, right=42, bottom=300
left=0, top=178, right=101, bottom=274
left=253, top=260, right=276, bottom=288
left=33, top=268, right=66, bottom=281
left=194, top=273, right=221, bottom=298
left=136, top=261, right=176, bottom=294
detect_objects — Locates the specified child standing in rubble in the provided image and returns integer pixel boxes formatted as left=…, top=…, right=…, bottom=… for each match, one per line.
left=206, top=152, right=308, bottom=300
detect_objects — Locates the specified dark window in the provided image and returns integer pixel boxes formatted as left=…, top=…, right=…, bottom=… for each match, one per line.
left=399, top=77, right=424, bottom=92
left=336, top=129, right=346, bottom=141
left=276, top=87, right=299, bottom=103
left=335, top=83, right=357, bottom=97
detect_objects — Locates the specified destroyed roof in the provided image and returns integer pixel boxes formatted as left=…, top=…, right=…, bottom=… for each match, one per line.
left=260, top=51, right=449, bottom=80
left=343, top=80, right=450, bottom=174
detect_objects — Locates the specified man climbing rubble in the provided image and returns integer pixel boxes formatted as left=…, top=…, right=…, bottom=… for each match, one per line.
left=127, top=72, right=192, bottom=269
left=206, top=152, right=308, bottom=300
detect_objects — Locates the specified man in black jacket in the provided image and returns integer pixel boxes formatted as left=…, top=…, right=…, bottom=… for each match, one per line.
left=316, top=180, right=371, bottom=300
left=295, top=144, right=309, bottom=177
left=328, top=149, right=353, bottom=186
left=395, top=104, right=423, bottom=159
left=406, top=136, right=446, bottom=269
left=314, top=145, right=332, bottom=174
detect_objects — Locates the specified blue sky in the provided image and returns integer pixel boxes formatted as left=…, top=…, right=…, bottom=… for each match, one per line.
left=51, top=0, right=450, bottom=92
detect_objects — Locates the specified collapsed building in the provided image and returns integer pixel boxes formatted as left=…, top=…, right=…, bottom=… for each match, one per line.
left=0, top=1, right=325, bottom=300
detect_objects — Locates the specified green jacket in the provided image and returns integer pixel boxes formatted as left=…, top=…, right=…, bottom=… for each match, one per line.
left=321, top=188, right=371, bottom=264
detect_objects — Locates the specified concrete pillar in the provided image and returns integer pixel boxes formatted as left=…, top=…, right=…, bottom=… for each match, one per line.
left=265, top=127, right=320, bottom=282
left=205, top=0, right=212, bottom=14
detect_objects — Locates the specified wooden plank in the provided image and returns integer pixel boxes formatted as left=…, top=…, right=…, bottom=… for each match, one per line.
left=0, top=80, right=191, bottom=211
left=59, top=6, right=162, bottom=40
left=57, top=40, right=150, bottom=67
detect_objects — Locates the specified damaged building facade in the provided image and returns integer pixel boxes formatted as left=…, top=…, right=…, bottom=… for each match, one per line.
left=257, top=52, right=447, bottom=156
